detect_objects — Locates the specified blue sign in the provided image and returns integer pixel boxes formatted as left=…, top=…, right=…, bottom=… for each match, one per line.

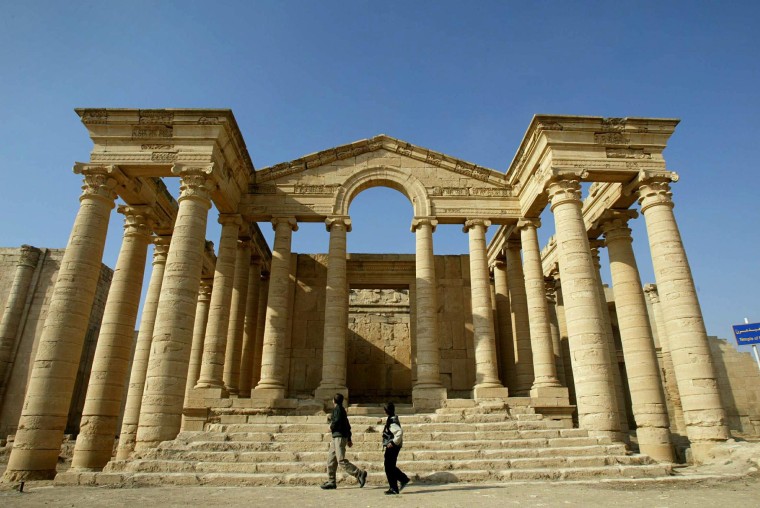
left=733, top=323, right=760, bottom=346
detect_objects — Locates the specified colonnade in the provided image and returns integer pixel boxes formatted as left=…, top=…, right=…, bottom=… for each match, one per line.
left=489, top=173, right=728, bottom=462
left=1, top=163, right=730, bottom=481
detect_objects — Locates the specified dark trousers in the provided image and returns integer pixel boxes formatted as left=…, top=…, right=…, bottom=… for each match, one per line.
left=384, top=444, right=409, bottom=492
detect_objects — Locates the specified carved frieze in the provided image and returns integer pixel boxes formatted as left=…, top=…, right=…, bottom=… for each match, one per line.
left=139, top=110, right=174, bottom=124
left=606, top=148, right=652, bottom=159
left=81, top=109, right=108, bottom=124
left=198, top=116, right=219, bottom=124
left=250, top=184, right=277, bottom=194
left=428, top=187, right=512, bottom=197
left=141, top=144, right=174, bottom=150
left=151, top=152, right=178, bottom=162
left=293, top=184, right=340, bottom=195
left=132, top=125, right=173, bottom=139
left=594, top=132, right=629, bottom=145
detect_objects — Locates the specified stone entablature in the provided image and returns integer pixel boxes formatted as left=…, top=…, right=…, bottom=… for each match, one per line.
left=246, top=134, right=517, bottom=224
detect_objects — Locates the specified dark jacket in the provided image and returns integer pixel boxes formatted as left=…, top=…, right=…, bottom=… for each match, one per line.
left=330, top=404, right=352, bottom=439
left=382, top=415, right=403, bottom=448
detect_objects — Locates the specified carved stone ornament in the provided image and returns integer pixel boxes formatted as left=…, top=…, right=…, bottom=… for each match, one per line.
left=18, top=245, right=41, bottom=268
left=271, top=216, right=299, bottom=232
left=132, top=125, right=173, bottom=139
left=177, top=171, right=215, bottom=203
left=81, top=109, right=108, bottom=124
left=516, top=217, right=541, bottom=231
left=410, top=216, right=438, bottom=233
left=218, top=213, right=242, bottom=227
left=546, top=177, right=582, bottom=208
left=462, top=218, right=491, bottom=232
left=139, top=110, right=174, bottom=124
left=78, top=169, right=119, bottom=202
left=153, top=236, right=171, bottom=263
left=598, top=209, right=638, bottom=242
left=643, top=283, right=659, bottom=303
left=118, top=205, right=157, bottom=238
left=325, top=216, right=352, bottom=233
left=637, top=180, right=674, bottom=213
left=199, top=278, right=214, bottom=300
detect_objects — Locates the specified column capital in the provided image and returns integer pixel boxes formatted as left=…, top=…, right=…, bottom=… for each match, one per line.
left=218, top=213, right=242, bottom=227
left=546, top=176, right=582, bottom=209
left=643, top=283, right=660, bottom=304
left=599, top=209, right=638, bottom=244
left=18, top=245, right=41, bottom=268
left=492, top=256, right=507, bottom=270
left=546, top=261, right=560, bottom=280
left=173, top=165, right=217, bottom=205
left=236, top=238, right=252, bottom=251
left=411, top=216, right=438, bottom=232
left=118, top=205, right=157, bottom=239
left=198, top=278, right=214, bottom=302
left=325, top=215, right=352, bottom=233
left=152, top=236, right=171, bottom=264
left=516, top=217, right=541, bottom=231
left=74, top=164, right=121, bottom=204
left=588, top=240, right=604, bottom=270
left=506, top=237, right=522, bottom=251
left=271, top=216, right=298, bottom=232
left=544, top=277, right=557, bottom=303
left=625, top=170, right=679, bottom=213
left=462, top=218, right=491, bottom=233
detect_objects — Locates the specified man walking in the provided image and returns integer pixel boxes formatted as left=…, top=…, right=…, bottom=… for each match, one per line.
left=321, top=393, right=368, bottom=489
left=382, top=402, right=409, bottom=495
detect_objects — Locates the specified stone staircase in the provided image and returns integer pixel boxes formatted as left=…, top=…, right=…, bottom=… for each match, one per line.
left=55, top=401, right=672, bottom=487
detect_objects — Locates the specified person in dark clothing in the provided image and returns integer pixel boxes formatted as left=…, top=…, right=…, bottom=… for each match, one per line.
left=320, top=393, right=367, bottom=489
left=381, top=402, right=409, bottom=495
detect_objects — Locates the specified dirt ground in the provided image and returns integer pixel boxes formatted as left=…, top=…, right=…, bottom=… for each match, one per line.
left=1, top=474, right=759, bottom=508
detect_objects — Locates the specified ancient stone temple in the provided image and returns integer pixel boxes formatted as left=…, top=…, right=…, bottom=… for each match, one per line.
left=0, top=109, right=753, bottom=484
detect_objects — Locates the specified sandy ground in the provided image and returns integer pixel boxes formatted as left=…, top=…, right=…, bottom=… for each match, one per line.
left=1, top=474, right=760, bottom=508
left=2, top=440, right=758, bottom=507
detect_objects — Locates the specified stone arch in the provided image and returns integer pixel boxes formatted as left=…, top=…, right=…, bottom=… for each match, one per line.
left=333, top=165, right=431, bottom=217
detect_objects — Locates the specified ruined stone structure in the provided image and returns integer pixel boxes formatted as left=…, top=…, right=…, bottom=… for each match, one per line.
left=0, top=109, right=753, bottom=484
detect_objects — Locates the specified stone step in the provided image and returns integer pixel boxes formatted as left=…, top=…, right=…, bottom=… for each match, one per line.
left=119, top=454, right=651, bottom=475
left=179, top=427, right=591, bottom=445
left=137, top=443, right=628, bottom=464
left=208, top=420, right=555, bottom=434
left=157, top=435, right=608, bottom=454
left=232, top=413, right=521, bottom=425
left=70, top=462, right=671, bottom=487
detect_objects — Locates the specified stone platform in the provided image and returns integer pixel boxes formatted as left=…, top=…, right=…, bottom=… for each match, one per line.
left=55, top=403, right=671, bottom=487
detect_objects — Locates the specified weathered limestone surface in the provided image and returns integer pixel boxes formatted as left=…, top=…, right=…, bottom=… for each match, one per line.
left=505, top=240, right=533, bottom=396
left=493, top=259, right=515, bottom=390
left=238, top=258, right=261, bottom=397
left=223, top=237, right=252, bottom=395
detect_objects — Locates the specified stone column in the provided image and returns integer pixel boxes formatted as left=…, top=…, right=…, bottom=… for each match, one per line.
left=238, top=258, right=261, bottom=396
left=184, top=278, right=213, bottom=400
left=589, top=243, right=630, bottom=437
left=517, top=219, right=565, bottom=398
left=0, top=245, right=41, bottom=392
left=251, top=273, right=269, bottom=388
left=115, top=236, right=170, bottom=460
left=602, top=212, right=674, bottom=462
left=223, top=237, right=252, bottom=395
left=637, top=174, right=729, bottom=461
left=544, top=278, right=567, bottom=387
left=315, top=217, right=352, bottom=403
left=464, top=219, right=508, bottom=399
left=195, top=214, right=242, bottom=391
left=252, top=217, right=298, bottom=400
left=547, top=175, right=621, bottom=440
left=493, top=258, right=516, bottom=390
left=71, top=205, right=155, bottom=470
left=4, top=167, right=118, bottom=481
left=644, top=284, right=686, bottom=434
left=134, top=168, right=215, bottom=450
left=505, top=239, right=533, bottom=395
left=410, top=217, right=446, bottom=408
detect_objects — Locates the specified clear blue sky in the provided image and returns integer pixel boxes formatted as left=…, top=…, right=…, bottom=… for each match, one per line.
left=1, top=1, right=758, bottom=352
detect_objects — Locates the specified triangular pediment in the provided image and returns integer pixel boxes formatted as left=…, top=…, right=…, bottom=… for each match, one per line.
left=254, top=134, right=507, bottom=187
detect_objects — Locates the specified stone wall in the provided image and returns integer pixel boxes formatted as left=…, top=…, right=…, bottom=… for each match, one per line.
left=285, top=253, right=476, bottom=399
left=709, top=337, right=760, bottom=436
left=0, top=246, right=112, bottom=440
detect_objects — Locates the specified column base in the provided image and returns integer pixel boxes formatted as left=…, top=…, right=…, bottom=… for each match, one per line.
left=687, top=440, right=725, bottom=465
left=473, top=384, right=509, bottom=400
left=530, top=385, right=569, bottom=402
left=181, top=407, right=210, bottom=432
left=251, top=386, right=286, bottom=401
left=412, top=386, right=447, bottom=410
left=314, top=386, right=348, bottom=409
left=191, top=386, right=228, bottom=399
